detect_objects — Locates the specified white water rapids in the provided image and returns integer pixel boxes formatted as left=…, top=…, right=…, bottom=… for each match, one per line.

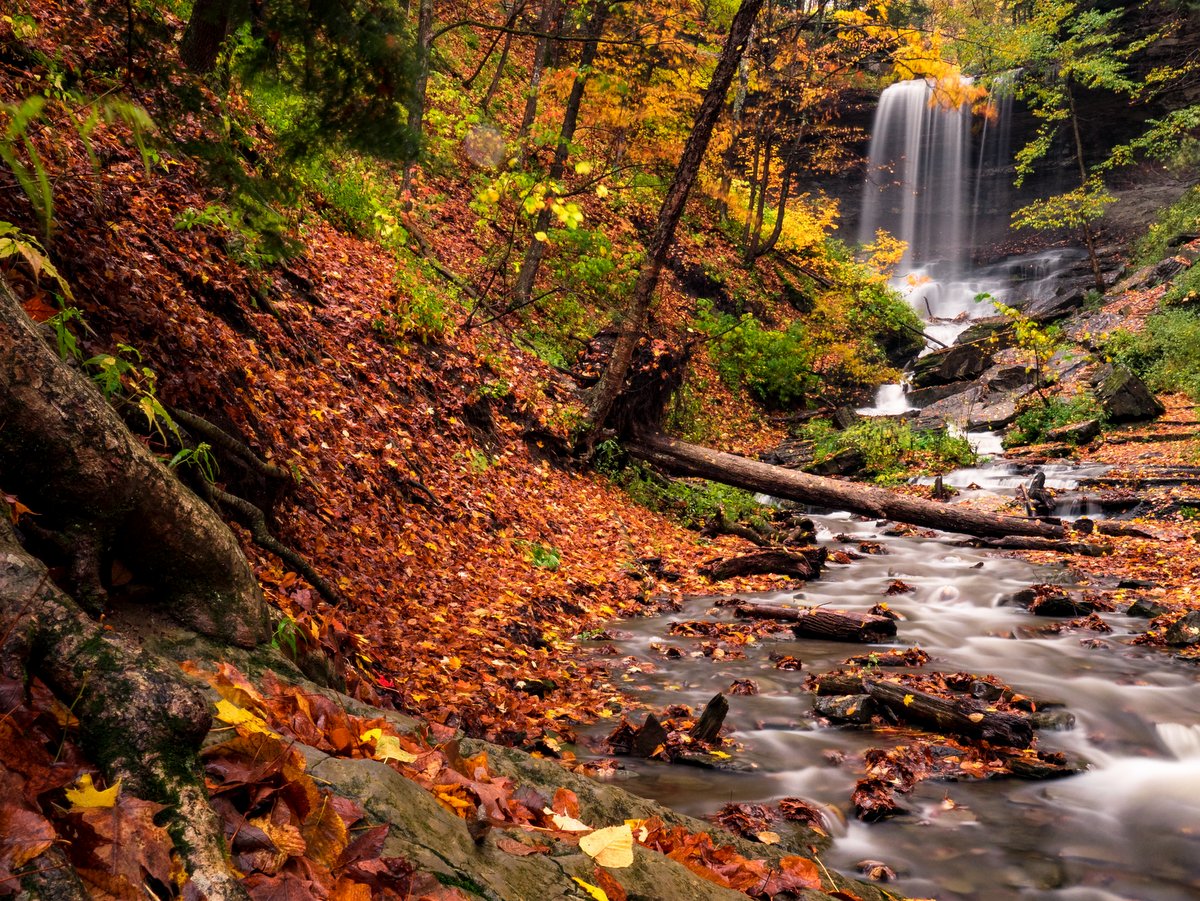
left=583, top=497, right=1200, bottom=899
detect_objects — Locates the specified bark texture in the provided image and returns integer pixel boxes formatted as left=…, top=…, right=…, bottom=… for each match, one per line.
left=0, top=275, right=270, bottom=646
left=0, top=510, right=250, bottom=900
left=626, top=433, right=1067, bottom=541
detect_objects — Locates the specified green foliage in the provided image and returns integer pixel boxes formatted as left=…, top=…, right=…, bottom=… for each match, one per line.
left=45, top=306, right=86, bottom=361
left=797, top=418, right=976, bottom=484
left=0, top=96, right=158, bottom=244
left=232, top=0, right=418, bottom=161
left=84, top=344, right=181, bottom=447
left=1105, top=310, right=1200, bottom=401
left=169, top=442, right=220, bottom=483
left=372, top=256, right=456, bottom=343
left=270, top=616, right=300, bottom=657
left=694, top=301, right=818, bottom=408
left=1004, top=392, right=1105, bottom=448
left=1133, top=185, right=1200, bottom=268
left=986, top=296, right=1063, bottom=396
left=0, top=221, right=74, bottom=301
left=515, top=540, right=561, bottom=571
left=175, top=201, right=288, bottom=269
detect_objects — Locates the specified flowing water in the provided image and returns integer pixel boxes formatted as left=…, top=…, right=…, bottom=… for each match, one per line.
left=584, top=497, right=1200, bottom=899
left=590, top=78, right=1200, bottom=898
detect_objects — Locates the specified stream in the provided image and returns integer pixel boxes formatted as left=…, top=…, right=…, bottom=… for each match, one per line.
left=583, top=467, right=1200, bottom=899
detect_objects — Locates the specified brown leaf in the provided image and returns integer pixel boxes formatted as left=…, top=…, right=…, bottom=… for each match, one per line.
left=495, top=836, right=550, bottom=856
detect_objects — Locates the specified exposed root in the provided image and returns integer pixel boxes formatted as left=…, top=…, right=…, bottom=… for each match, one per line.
left=206, top=485, right=347, bottom=606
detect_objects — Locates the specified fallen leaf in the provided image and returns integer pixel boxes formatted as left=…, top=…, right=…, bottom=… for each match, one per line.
left=65, top=773, right=120, bottom=809
left=571, top=877, right=609, bottom=901
left=579, top=824, right=634, bottom=868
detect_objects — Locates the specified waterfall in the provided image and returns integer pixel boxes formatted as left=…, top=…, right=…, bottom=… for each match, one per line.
left=969, top=72, right=1016, bottom=257
left=857, top=79, right=972, bottom=273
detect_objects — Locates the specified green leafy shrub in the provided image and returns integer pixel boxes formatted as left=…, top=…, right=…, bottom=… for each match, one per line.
left=695, top=301, right=818, bottom=408
left=1003, top=392, right=1105, bottom=448
left=1105, top=309, right=1200, bottom=400
left=797, top=418, right=976, bottom=484
left=1132, top=184, right=1200, bottom=268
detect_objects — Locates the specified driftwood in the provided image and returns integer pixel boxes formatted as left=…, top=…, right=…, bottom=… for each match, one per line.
left=626, top=433, right=1066, bottom=540
left=737, top=603, right=897, bottom=642
left=700, top=548, right=826, bottom=581
left=865, top=679, right=1033, bottom=748
left=809, top=672, right=867, bottom=696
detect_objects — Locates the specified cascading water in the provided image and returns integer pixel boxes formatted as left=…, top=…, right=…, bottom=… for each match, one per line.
left=858, top=79, right=972, bottom=274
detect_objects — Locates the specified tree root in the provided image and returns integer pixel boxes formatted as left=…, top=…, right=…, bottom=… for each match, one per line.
left=1, top=509, right=250, bottom=901
left=206, top=485, right=347, bottom=606
left=172, top=407, right=292, bottom=485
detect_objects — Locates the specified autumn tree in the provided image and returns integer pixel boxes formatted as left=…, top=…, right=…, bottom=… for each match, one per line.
left=587, top=0, right=765, bottom=436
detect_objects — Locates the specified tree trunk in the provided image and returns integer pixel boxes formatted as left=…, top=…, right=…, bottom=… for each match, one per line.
left=0, top=506, right=250, bottom=899
left=512, top=0, right=609, bottom=305
left=179, top=0, right=242, bottom=73
left=735, top=603, right=897, bottom=643
left=517, top=0, right=561, bottom=146
left=1066, top=84, right=1105, bottom=292
left=0, top=275, right=271, bottom=646
left=403, top=0, right=436, bottom=194
left=624, top=432, right=1067, bottom=541
left=717, top=53, right=752, bottom=223
left=587, top=0, right=765, bottom=435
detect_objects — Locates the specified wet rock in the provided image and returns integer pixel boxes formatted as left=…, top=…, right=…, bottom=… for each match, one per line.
left=954, top=316, right=1015, bottom=349
left=807, top=446, right=867, bottom=476
left=813, top=694, right=876, bottom=725
left=760, top=437, right=814, bottom=469
left=1123, top=256, right=1187, bottom=292
left=1091, top=364, right=1165, bottom=423
left=982, top=363, right=1036, bottom=393
left=1019, top=279, right=1090, bottom=323
left=1165, top=611, right=1200, bottom=646
left=1121, top=595, right=1163, bottom=618
left=1029, top=709, right=1077, bottom=731
left=1045, top=418, right=1102, bottom=445
left=907, top=381, right=974, bottom=408
left=911, top=343, right=996, bottom=388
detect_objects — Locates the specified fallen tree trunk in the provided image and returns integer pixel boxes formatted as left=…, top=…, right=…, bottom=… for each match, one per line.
left=735, top=603, right=897, bottom=642
left=700, top=548, right=826, bottom=581
left=864, top=679, right=1033, bottom=748
left=625, top=433, right=1066, bottom=541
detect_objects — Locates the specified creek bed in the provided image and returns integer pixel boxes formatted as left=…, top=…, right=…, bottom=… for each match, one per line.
left=583, top=474, right=1200, bottom=900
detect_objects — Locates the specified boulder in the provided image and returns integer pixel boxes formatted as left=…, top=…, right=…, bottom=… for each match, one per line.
left=1165, top=611, right=1200, bottom=647
left=1091, top=364, right=1165, bottom=423
left=1020, top=280, right=1090, bottom=323
left=908, top=380, right=975, bottom=408
left=982, top=364, right=1036, bottom=393
left=953, top=316, right=1015, bottom=349
left=911, top=342, right=996, bottom=388
left=1045, top=418, right=1102, bottom=445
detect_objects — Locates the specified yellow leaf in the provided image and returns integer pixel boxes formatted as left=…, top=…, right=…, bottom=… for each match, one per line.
left=967, top=713, right=985, bottom=723
left=534, top=231, right=548, bottom=242
left=709, top=750, right=731, bottom=759
left=579, top=824, right=634, bottom=868
left=372, top=733, right=418, bottom=764
left=903, top=694, right=914, bottom=706
left=214, top=699, right=279, bottom=737
left=65, top=773, right=120, bottom=809
left=756, top=831, right=781, bottom=845
left=571, top=878, right=609, bottom=901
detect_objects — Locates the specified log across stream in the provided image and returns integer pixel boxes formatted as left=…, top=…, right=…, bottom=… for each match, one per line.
left=581, top=479, right=1200, bottom=901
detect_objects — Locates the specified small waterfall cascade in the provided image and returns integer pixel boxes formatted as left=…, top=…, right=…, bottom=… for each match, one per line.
left=857, top=79, right=972, bottom=274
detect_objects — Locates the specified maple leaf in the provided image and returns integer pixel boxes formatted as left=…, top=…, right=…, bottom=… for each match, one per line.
left=68, top=795, right=175, bottom=894
left=65, top=772, right=120, bottom=808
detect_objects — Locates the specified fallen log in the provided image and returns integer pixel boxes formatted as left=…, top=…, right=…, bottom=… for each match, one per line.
left=690, top=693, right=729, bottom=744
left=735, top=603, right=898, bottom=642
left=964, top=536, right=1111, bottom=555
left=864, top=679, right=1033, bottom=748
left=625, top=433, right=1066, bottom=540
left=700, top=547, right=826, bottom=581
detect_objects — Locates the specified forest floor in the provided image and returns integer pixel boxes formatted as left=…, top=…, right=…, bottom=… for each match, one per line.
left=3, top=3, right=1200, bottom=899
